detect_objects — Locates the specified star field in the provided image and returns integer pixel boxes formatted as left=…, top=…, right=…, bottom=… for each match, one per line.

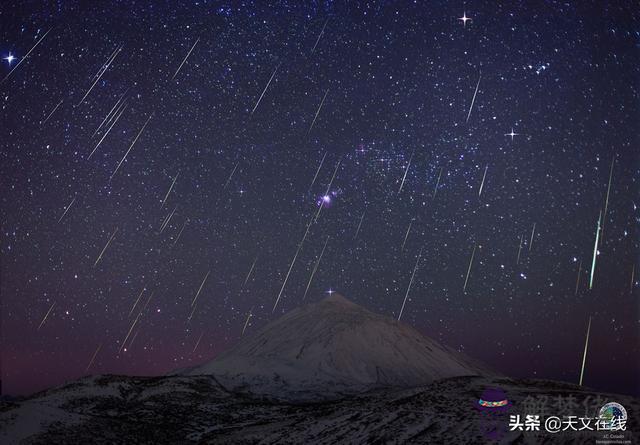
left=1, top=1, right=638, bottom=396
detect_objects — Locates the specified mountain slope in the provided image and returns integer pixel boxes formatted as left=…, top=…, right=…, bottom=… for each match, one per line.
left=3, top=374, right=639, bottom=444
left=182, top=293, right=494, bottom=398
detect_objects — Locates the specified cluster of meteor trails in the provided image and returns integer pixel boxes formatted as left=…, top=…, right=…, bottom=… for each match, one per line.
left=8, top=15, right=624, bottom=389
left=18, top=25, right=344, bottom=369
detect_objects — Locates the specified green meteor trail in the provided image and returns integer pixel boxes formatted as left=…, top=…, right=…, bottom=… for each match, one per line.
left=589, top=212, right=601, bottom=290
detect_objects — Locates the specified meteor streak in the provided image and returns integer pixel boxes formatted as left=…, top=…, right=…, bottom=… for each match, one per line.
left=172, top=38, right=200, bottom=80
left=603, top=156, right=615, bottom=218
left=273, top=210, right=318, bottom=312
left=241, top=308, right=253, bottom=336
left=94, top=228, right=118, bottom=267
left=589, top=212, right=601, bottom=290
left=128, top=329, right=140, bottom=349
left=2, top=28, right=52, bottom=84
left=314, top=158, right=341, bottom=223
left=466, top=71, right=481, bottom=123
left=57, top=197, right=76, bottom=223
left=160, top=206, right=178, bottom=233
left=110, top=114, right=153, bottom=180
left=193, top=331, right=204, bottom=352
left=238, top=254, right=258, bottom=297
left=354, top=211, right=365, bottom=240
left=88, top=101, right=127, bottom=159
left=42, top=99, right=63, bottom=124
left=129, top=287, right=146, bottom=317
left=223, top=162, right=239, bottom=190
left=172, top=220, right=188, bottom=247
left=85, top=343, right=102, bottom=372
left=37, top=302, right=55, bottom=330
left=77, top=45, right=122, bottom=106
left=478, top=165, right=488, bottom=197
left=516, top=234, right=524, bottom=265
left=528, top=223, right=536, bottom=251
left=463, top=244, right=476, bottom=292
left=103, top=94, right=128, bottom=128
left=401, top=221, right=412, bottom=252
left=160, top=206, right=177, bottom=233
left=307, top=88, right=329, bottom=135
left=578, top=316, right=592, bottom=386
left=188, top=301, right=198, bottom=321
left=308, top=151, right=327, bottom=193
left=118, top=312, right=140, bottom=354
left=243, top=255, right=259, bottom=286
left=398, top=153, right=413, bottom=194
left=251, top=63, right=280, bottom=114
left=398, top=248, right=422, bottom=321
left=192, top=271, right=210, bottom=307
left=273, top=237, right=304, bottom=312
left=303, top=236, right=329, bottom=300
left=433, top=167, right=443, bottom=198
left=93, top=90, right=127, bottom=136
left=600, top=155, right=615, bottom=241
left=161, top=173, right=179, bottom=209
left=310, top=19, right=329, bottom=54
left=574, top=260, right=582, bottom=296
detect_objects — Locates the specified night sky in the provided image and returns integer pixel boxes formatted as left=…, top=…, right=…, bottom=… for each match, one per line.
left=1, top=1, right=638, bottom=398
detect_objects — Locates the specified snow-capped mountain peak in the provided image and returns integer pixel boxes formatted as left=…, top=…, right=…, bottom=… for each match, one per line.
left=182, top=293, right=494, bottom=399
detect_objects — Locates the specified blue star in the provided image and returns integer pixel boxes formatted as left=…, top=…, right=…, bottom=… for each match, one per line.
left=3, top=53, right=16, bottom=65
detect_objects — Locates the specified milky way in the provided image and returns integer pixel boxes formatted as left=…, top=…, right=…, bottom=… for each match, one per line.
left=1, top=2, right=638, bottom=396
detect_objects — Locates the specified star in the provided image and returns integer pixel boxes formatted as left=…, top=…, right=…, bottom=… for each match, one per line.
left=317, top=194, right=332, bottom=207
left=458, top=12, right=472, bottom=27
left=326, top=288, right=335, bottom=296
left=505, top=128, right=519, bottom=140
left=3, top=53, right=16, bottom=65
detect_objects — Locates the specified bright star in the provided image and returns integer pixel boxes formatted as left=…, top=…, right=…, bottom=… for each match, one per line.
left=4, top=53, right=16, bottom=65
left=458, top=12, right=472, bottom=27
left=326, top=288, right=335, bottom=296
left=505, top=128, right=519, bottom=140
left=317, top=194, right=332, bottom=207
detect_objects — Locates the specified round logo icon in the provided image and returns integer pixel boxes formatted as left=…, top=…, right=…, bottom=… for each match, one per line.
left=598, top=402, right=627, bottom=430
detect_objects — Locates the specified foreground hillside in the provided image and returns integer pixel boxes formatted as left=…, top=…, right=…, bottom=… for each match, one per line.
left=1, top=374, right=638, bottom=444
